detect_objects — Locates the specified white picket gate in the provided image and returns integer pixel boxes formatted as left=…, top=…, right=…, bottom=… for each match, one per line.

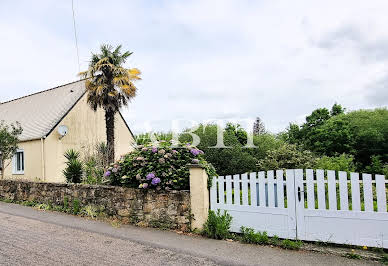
left=210, top=169, right=388, bottom=248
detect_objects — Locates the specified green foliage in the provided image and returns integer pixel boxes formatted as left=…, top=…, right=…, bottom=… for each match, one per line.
left=136, top=132, right=174, bottom=145
left=63, top=196, right=69, bottom=209
left=280, top=239, right=303, bottom=250
left=107, top=141, right=216, bottom=190
left=0, top=121, right=23, bottom=178
left=240, top=226, right=269, bottom=244
left=380, top=254, right=388, bottom=265
left=82, top=143, right=109, bottom=185
left=80, top=205, right=99, bottom=218
left=63, top=150, right=83, bottom=183
left=314, top=154, right=356, bottom=172
left=365, top=155, right=388, bottom=175
left=257, top=143, right=317, bottom=171
left=72, top=198, right=81, bottom=215
left=180, top=124, right=258, bottom=175
left=202, top=209, right=232, bottom=240
left=285, top=106, right=388, bottom=173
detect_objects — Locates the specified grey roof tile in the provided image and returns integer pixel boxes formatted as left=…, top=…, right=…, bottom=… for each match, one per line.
left=0, top=80, right=86, bottom=141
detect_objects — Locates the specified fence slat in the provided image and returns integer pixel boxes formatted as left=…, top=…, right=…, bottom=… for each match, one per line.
left=250, top=172, right=257, bottom=206
left=267, top=170, right=275, bottom=207
left=338, top=171, right=349, bottom=211
left=242, top=173, right=249, bottom=206
left=327, top=170, right=337, bottom=210
left=258, top=171, right=266, bottom=207
left=316, top=169, right=326, bottom=210
left=376, top=175, right=387, bottom=213
left=350, top=172, right=360, bottom=211
left=306, top=169, right=315, bottom=210
left=210, top=176, right=217, bottom=209
left=234, top=174, right=240, bottom=205
left=218, top=176, right=225, bottom=204
left=276, top=170, right=284, bottom=208
left=225, top=175, right=232, bottom=205
left=362, top=173, right=373, bottom=212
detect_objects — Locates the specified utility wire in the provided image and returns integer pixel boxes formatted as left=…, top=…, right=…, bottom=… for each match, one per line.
left=71, top=0, right=81, bottom=75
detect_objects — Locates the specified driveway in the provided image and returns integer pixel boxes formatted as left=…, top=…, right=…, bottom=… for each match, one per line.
left=0, top=202, right=377, bottom=266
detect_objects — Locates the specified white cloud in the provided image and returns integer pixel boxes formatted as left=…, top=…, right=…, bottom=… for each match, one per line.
left=1, top=0, right=388, bottom=134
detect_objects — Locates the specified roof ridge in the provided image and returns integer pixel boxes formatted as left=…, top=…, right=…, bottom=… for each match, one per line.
left=0, top=78, right=86, bottom=105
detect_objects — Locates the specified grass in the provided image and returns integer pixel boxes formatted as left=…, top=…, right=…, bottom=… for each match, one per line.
left=239, top=226, right=303, bottom=250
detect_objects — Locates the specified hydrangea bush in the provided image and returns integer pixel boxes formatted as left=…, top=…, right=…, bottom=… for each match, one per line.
left=105, top=141, right=216, bottom=191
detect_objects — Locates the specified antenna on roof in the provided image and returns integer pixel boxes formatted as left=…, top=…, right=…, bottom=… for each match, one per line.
left=71, top=0, right=81, bottom=77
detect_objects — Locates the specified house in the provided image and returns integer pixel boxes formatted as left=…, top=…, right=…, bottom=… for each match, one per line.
left=0, top=80, right=136, bottom=182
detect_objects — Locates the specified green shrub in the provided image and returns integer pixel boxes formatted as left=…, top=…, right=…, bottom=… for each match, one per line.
left=202, top=210, right=232, bottom=240
left=314, top=154, right=356, bottom=172
left=63, top=150, right=83, bottom=183
left=240, top=227, right=269, bottom=245
left=72, top=198, right=81, bottom=215
left=280, top=239, right=303, bottom=250
left=257, top=143, right=317, bottom=171
left=107, top=141, right=216, bottom=190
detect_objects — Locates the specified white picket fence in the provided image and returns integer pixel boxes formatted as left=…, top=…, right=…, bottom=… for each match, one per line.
left=210, top=169, right=388, bottom=248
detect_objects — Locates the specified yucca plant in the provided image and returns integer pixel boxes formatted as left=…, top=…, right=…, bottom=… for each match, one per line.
left=63, top=149, right=83, bottom=183
left=79, top=44, right=141, bottom=163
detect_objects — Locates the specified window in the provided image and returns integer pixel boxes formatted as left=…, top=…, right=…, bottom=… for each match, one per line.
left=13, top=149, right=24, bottom=174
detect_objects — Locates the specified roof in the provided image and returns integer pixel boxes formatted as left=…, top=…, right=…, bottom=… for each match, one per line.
left=0, top=80, right=86, bottom=141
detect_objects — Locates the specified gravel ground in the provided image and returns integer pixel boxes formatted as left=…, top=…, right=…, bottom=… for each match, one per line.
left=0, top=202, right=379, bottom=266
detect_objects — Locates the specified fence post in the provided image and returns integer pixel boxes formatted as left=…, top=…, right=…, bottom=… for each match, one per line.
left=188, top=164, right=209, bottom=231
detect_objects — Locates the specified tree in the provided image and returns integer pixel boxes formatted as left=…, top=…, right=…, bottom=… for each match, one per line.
left=80, top=44, right=141, bottom=162
left=0, top=121, right=23, bottom=179
left=330, top=103, right=345, bottom=116
left=253, top=117, right=266, bottom=135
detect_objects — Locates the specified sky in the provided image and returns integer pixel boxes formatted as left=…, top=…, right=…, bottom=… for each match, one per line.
left=1, top=0, right=387, bottom=134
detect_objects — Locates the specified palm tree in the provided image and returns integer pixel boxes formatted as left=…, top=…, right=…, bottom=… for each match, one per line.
left=80, top=44, right=141, bottom=163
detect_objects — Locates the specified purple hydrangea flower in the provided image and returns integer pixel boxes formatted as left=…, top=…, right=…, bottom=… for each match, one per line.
left=151, top=177, right=161, bottom=185
left=142, top=183, right=149, bottom=189
left=152, top=147, right=158, bottom=153
left=104, top=171, right=111, bottom=177
left=190, top=148, right=200, bottom=156
left=146, top=173, right=155, bottom=180
left=192, top=159, right=200, bottom=164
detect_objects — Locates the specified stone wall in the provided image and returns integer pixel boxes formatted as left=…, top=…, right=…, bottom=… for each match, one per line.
left=0, top=180, right=191, bottom=231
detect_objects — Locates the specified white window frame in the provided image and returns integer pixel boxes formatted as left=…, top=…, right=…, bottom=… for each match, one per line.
left=12, top=149, right=25, bottom=175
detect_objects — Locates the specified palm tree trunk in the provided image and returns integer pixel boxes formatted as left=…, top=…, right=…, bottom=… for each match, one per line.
left=105, top=110, right=115, bottom=163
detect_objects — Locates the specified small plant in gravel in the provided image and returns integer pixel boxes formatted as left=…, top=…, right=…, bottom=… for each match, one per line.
left=344, top=251, right=362, bottom=260
left=281, top=239, right=303, bottom=250
left=202, top=210, right=232, bottom=240
left=240, top=226, right=269, bottom=245
left=80, top=205, right=99, bottom=218
left=380, top=254, right=388, bottom=265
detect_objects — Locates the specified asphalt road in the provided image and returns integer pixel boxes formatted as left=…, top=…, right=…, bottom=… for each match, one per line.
left=0, top=202, right=377, bottom=266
